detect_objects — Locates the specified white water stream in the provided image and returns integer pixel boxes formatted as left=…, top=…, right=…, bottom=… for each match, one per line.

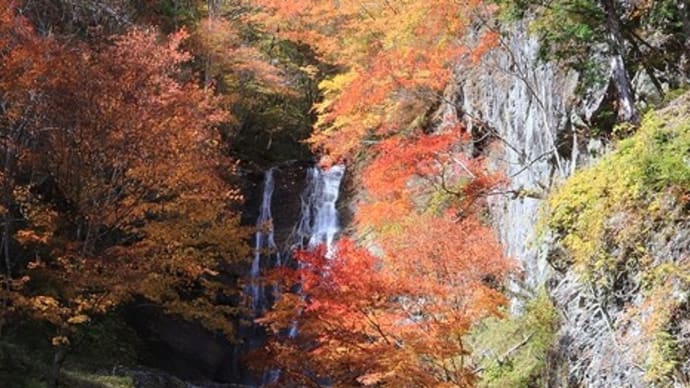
left=291, top=165, right=345, bottom=253
left=248, top=168, right=280, bottom=315
left=247, top=164, right=345, bottom=386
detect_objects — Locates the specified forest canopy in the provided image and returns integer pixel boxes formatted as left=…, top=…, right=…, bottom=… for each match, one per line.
left=3, top=0, right=687, bottom=387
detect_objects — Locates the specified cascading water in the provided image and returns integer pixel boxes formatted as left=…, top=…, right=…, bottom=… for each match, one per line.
left=291, top=165, right=345, bottom=252
left=246, top=164, right=345, bottom=387
left=286, top=164, right=345, bottom=339
left=249, top=164, right=344, bottom=314
left=249, top=168, right=280, bottom=315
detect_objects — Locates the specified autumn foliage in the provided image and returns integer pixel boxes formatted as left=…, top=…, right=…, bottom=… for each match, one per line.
left=254, top=123, right=510, bottom=385
left=2, top=0, right=511, bottom=385
left=260, top=230, right=508, bottom=385
left=253, top=0, right=499, bottom=160
left=247, top=0, right=512, bottom=385
left=0, top=1, right=250, bottom=377
left=254, top=110, right=509, bottom=387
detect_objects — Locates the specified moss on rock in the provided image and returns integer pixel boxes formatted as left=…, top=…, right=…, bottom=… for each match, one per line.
left=545, top=93, right=690, bottom=383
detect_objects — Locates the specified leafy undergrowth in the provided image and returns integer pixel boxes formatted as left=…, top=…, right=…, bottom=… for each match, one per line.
left=0, top=314, right=142, bottom=387
left=548, top=93, right=690, bottom=282
left=468, top=290, right=559, bottom=387
left=0, top=342, right=135, bottom=388
left=545, top=92, right=690, bottom=383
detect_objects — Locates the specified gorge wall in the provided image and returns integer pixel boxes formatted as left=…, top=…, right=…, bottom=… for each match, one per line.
left=450, top=17, right=690, bottom=388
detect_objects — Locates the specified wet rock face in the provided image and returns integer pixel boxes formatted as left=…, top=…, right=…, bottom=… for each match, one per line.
left=114, top=366, right=248, bottom=388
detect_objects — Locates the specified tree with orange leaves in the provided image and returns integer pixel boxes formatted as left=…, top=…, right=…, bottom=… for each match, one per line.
left=258, top=223, right=508, bottom=385
left=256, top=126, right=511, bottom=385
left=252, top=0, right=499, bottom=160
left=0, top=0, right=53, bottom=336
left=0, top=3, right=250, bottom=385
left=249, top=1, right=510, bottom=385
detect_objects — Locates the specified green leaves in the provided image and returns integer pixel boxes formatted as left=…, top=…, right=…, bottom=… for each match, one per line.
left=468, top=289, right=558, bottom=388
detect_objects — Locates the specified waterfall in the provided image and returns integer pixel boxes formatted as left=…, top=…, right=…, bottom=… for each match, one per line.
left=249, top=168, right=280, bottom=315
left=247, top=164, right=344, bottom=319
left=246, top=164, right=345, bottom=387
left=291, top=164, right=345, bottom=253
left=284, top=164, right=345, bottom=341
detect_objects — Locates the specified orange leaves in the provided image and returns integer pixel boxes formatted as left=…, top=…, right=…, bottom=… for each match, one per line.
left=257, top=239, right=402, bottom=384
left=356, top=129, right=480, bottom=229
left=195, top=16, right=292, bottom=96
left=260, top=132, right=509, bottom=384
left=277, top=125, right=510, bottom=385
left=0, top=1, right=51, bottom=130
left=258, top=230, right=509, bottom=385
left=66, top=314, right=90, bottom=325
left=471, top=30, right=501, bottom=63
left=51, top=336, right=70, bottom=347
left=363, top=131, right=462, bottom=197
left=354, top=128, right=511, bottom=345
left=33, top=26, right=234, bottom=241
left=0, top=5, right=249, bottom=342
left=301, top=240, right=385, bottom=297
left=30, top=295, right=61, bottom=312
left=252, top=0, right=498, bottom=161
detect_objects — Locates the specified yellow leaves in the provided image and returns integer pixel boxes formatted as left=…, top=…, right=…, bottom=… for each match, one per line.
left=225, top=188, right=244, bottom=202
left=51, top=336, right=70, bottom=346
left=0, top=1, right=252, bottom=353
left=357, top=370, right=394, bottom=385
left=31, top=295, right=60, bottom=312
left=317, top=71, right=358, bottom=98
left=27, top=296, right=94, bottom=327
left=203, top=268, right=220, bottom=277
left=194, top=14, right=293, bottom=97
left=13, top=186, right=58, bottom=246
left=67, top=314, right=90, bottom=325
left=283, top=2, right=496, bottom=159
left=299, top=64, right=320, bottom=79
left=253, top=0, right=495, bottom=161
left=15, top=229, right=49, bottom=244
left=26, top=260, right=45, bottom=270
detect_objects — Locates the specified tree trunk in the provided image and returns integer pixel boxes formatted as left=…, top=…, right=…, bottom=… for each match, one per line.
left=601, top=0, right=640, bottom=125
left=680, top=2, right=690, bottom=53
left=47, top=345, right=67, bottom=388
left=203, top=0, right=218, bottom=89
left=0, top=133, right=16, bottom=338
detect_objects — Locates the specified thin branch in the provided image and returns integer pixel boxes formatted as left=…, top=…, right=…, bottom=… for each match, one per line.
left=473, top=332, right=535, bottom=374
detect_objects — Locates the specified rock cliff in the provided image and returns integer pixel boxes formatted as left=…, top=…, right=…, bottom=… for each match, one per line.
left=453, top=18, right=689, bottom=387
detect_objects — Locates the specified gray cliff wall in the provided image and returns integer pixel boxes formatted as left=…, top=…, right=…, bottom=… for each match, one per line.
left=445, top=19, right=659, bottom=387
left=449, top=16, right=690, bottom=386
left=450, top=20, right=581, bottom=297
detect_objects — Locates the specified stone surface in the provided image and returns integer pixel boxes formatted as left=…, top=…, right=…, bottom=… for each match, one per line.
left=240, top=160, right=314, bottom=251
left=442, top=18, right=690, bottom=387
left=125, top=304, right=238, bottom=383
left=451, top=19, right=581, bottom=301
